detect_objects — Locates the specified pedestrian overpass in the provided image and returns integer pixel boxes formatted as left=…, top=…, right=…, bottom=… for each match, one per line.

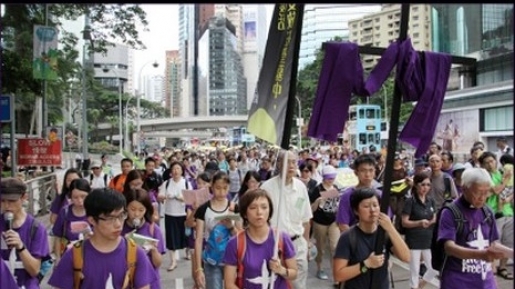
left=95, top=115, right=248, bottom=138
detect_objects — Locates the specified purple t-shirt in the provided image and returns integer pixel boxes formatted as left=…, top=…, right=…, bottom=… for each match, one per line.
left=437, top=198, right=499, bottom=289
left=223, top=230, right=296, bottom=289
left=52, top=205, right=89, bottom=241
left=48, top=237, right=158, bottom=289
left=336, top=187, right=387, bottom=226
left=122, top=221, right=166, bottom=289
left=0, top=214, right=50, bottom=289
left=50, top=196, right=70, bottom=215
left=1, top=259, right=18, bottom=289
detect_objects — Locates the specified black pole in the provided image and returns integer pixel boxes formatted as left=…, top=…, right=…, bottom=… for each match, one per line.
left=280, top=4, right=305, bottom=150
left=371, top=3, right=410, bottom=289
left=193, top=4, right=199, bottom=116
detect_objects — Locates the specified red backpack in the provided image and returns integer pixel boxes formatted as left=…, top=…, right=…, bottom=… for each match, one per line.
left=235, top=229, right=291, bottom=289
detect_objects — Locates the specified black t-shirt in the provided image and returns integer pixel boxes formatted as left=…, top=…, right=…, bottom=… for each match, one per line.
left=309, top=183, right=339, bottom=226
left=401, top=195, right=436, bottom=249
left=334, top=226, right=392, bottom=289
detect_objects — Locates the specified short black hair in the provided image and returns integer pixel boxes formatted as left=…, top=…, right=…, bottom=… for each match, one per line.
left=350, top=188, right=380, bottom=217
left=353, top=154, right=376, bottom=170
left=85, top=188, right=126, bottom=219
left=478, top=151, right=497, bottom=165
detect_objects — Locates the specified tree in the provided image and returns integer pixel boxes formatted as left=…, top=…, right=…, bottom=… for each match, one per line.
left=1, top=4, right=148, bottom=134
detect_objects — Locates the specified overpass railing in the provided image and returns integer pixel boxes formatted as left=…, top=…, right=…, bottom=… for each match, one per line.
left=23, top=172, right=58, bottom=216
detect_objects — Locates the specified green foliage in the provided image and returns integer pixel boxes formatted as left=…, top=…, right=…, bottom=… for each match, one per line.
left=1, top=4, right=148, bottom=135
left=89, top=141, right=118, bottom=154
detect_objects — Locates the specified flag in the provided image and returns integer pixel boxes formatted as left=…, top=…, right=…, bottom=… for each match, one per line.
left=247, top=4, right=304, bottom=148
left=33, top=25, right=59, bottom=80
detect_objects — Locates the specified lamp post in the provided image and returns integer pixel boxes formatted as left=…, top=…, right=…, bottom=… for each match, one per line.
left=136, top=61, right=159, bottom=154
left=81, top=16, right=93, bottom=174
left=124, top=95, right=135, bottom=152
left=102, top=66, right=123, bottom=155
left=295, top=96, right=302, bottom=149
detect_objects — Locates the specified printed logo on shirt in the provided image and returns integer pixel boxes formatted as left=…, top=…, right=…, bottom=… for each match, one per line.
left=462, top=224, right=491, bottom=280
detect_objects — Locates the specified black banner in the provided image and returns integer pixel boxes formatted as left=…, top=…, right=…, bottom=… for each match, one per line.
left=247, top=4, right=304, bottom=148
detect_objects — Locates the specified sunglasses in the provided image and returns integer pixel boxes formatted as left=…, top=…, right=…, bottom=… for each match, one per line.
left=92, top=167, right=101, bottom=170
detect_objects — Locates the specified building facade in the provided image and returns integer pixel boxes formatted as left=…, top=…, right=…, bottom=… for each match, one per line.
left=348, top=4, right=432, bottom=72
left=93, top=43, right=130, bottom=93
left=299, top=4, right=381, bottom=70
left=241, top=4, right=268, bottom=109
left=431, top=4, right=513, bottom=154
left=198, top=16, right=247, bottom=116
left=165, top=50, right=181, bottom=117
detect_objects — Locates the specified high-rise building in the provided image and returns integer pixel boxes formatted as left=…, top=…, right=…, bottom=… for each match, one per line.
left=348, top=4, right=432, bottom=72
left=298, top=4, right=382, bottom=70
left=165, top=50, right=180, bottom=117
left=93, top=43, right=130, bottom=94
left=198, top=16, right=247, bottom=116
left=242, top=4, right=268, bottom=109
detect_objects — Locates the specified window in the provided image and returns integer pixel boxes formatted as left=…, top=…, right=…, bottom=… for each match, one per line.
left=359, top=133, right=367, bottom=145
left=359, top=109, right=365, bottom=119
left=480, top=106, right=513, bottom=131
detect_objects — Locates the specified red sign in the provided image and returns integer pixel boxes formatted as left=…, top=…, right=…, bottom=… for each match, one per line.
left=17, top=138, right=62, bottom=166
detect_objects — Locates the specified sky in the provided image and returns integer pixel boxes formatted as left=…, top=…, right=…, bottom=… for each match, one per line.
left=134, top=4, right=274, bottom=90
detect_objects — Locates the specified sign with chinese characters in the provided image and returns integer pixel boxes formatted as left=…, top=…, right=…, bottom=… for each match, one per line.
left=17, top=138, right=62, bottom=166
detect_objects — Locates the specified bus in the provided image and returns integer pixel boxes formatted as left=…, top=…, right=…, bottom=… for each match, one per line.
left=346, top=104, right=382, bottom=152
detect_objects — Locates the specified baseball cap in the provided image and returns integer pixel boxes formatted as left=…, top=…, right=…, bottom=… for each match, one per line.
left=452, top=163, right=466, bottom=176
left=90, top=160, right=102, bottom=169
left=322, top=165, right=337, bottom=179
left=1, top=177, right=27, bottom=200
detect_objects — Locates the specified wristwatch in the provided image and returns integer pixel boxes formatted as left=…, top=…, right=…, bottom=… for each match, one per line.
left=360, top=261, right=368, bottom=274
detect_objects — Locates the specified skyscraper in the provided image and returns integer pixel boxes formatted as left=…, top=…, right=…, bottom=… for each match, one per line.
left=298, top=4, right=382, bottom=69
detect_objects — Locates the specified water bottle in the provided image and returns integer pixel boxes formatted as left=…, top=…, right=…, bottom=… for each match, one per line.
left=37, top=256, right=55, bottom=282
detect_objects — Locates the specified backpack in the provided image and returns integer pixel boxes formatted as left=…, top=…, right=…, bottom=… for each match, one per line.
left=202, top=223, right=232, bottom=266
left=165, top=178, right=189, bottom=190
left=72, top=237, right=137, bottom=289
left=443, top=175, right=453, bottom=200
left=27, top=219, right=54, bottom=283
left=235, top=229, right=291, bottom=289
left=430, top=201, right=493, bottom=272
left=58, top=206, right=70, bottom=255
left=90, top=173, right=108, bottom=187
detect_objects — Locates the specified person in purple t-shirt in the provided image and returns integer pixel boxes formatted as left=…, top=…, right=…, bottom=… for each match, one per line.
left=122, top=188, right=166, bottom=289
left=48, top=188, right=157, bottom=289
left=1, top=258, right=18, bottom=289
left=52, top=178, right=92, bottom=263
left=223, top=188, right=298, bottom=289
left=1, top=177, right=51, bottom=289
left=437, top=168, right=509, bottom=289
left=336, top=154, right=383, bottom=233
left=50, top=168, right=82, bottom=225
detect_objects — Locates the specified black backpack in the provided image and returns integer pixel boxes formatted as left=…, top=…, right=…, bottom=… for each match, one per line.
left=430, top=201, right=493, bottom=272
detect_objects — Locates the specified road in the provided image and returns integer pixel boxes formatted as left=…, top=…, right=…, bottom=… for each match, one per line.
left=37, top=160, right=513, bottom=289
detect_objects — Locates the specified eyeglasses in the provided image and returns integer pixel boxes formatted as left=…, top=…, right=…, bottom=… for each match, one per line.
left=419, top=183, right=431, bottom=187
left=98, top=211, right=128, bottom=224
left=92, top=167, right=101, bottom=170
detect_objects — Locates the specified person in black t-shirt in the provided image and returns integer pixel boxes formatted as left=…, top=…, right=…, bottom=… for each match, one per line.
left=308, top=165, right=340, bottom=284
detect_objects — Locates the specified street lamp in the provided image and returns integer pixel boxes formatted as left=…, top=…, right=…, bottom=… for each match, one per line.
left=136, top=60, right=159, bottom=154
left=102, top=66, right=124, bottom=155
left=81, top=17, right=93, bottom=175
left=295, top=96, right=302, bottom=149
left=124, top=95, right=135, bottom=152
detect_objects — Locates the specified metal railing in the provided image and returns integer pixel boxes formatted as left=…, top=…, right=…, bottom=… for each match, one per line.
left=23, top=172, right=58, bottom=216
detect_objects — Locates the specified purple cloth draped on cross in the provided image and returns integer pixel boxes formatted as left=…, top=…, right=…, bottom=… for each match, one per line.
left=307, top=39, right=452, bottom=157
